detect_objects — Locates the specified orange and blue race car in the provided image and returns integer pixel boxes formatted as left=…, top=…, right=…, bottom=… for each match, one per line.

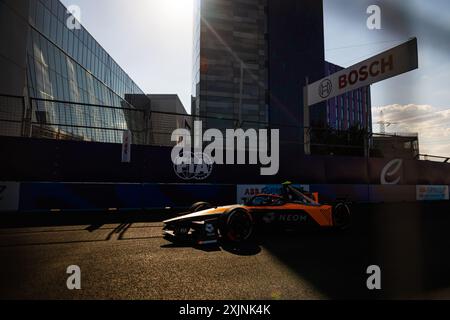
left=163, top=182, right=351, bottom=246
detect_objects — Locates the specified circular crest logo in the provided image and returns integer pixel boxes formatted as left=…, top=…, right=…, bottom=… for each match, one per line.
left=319, top=79, right=333, bottom=99
left=173, top=152, right=213, bottom=181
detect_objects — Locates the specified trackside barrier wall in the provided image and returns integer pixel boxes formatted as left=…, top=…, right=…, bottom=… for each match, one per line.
left=16, top=183, right=236, bottom=212
left=0, top=136, right=449, bottom=212
left=0, top=182, right=447, bottom=213
left=1, top=136, right=450, bottom=185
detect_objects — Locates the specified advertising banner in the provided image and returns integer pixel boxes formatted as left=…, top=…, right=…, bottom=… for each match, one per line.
left=237, top=184, right=310, bottom=204
left=306, top=38, right=418, bottom=106
left=122, top=130, right=132, bottom=163
left=416, top=185, right=449, bottom=201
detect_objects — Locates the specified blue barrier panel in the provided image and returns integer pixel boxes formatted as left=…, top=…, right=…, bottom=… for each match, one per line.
left=310, top=184, right=417, bottom=203
left=141, top=184, right=235, bottom=209
left=369, top=185, right=416, bottom=203
left=19, top=182, right=143, bottom=212
left=310, top=184, right=370, bottom=203
left=15, top=182, right=450, bottom=213
left=18, top=182, right=236, bottom=212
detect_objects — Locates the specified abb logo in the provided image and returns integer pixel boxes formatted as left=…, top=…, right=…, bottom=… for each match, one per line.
left=245, top=188, right=261, bottom=196
left=339, top=55, right=394, bottom=89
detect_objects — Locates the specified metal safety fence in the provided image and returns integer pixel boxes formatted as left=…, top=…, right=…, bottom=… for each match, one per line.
left=0, top=94, right=423, bottom=159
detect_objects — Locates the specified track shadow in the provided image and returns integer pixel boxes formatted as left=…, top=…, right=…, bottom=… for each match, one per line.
left=86, top=222, right=104, bottom=232
left=0, top=210, right=179, bottom=229
left=221, top=241, right=262, bottom=256
left=161, top=242, right=222, bottom=253
left=0, top=222, right=154, bottom=248
left=260, top=227, right=377, bottom=299
left=109, top=223, right=132, bottom=241
left=160, top=237, right=261, bottom=255
left=260, top=202, right=450, bottom=299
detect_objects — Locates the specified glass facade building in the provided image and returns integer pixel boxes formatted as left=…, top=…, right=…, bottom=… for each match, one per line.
left=0, top=0, right=150, bottom=144
left=325, top=61, right=372, bottom=132
left=192, top=0, right=329, bottom=150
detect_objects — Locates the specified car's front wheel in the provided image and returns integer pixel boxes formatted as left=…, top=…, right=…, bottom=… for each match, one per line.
left=333, top=203, right=351, bottom=230
left=220, top=208, right=254, bottom=243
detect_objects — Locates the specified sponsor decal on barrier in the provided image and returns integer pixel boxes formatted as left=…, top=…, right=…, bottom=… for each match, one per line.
left=171, top=121, right=280, bottom=180
left=237, top=184, right=309, bottom=204
left=417, top=185, right=449, bottom=201
left=381, top=159, right=403, bottom=185
left=121, top=130, right=132, bottom=163
left=173, top=152, right=214, bottom=181
left=0, top=182, right=20, bottom=212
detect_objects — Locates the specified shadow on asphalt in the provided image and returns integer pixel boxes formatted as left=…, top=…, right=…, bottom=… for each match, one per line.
left=221, top=241, right=262, bottom=256
left=161, top=242, right=222, bottom=253
left=0, top=210, right=177, bottom=229
left=160, top=238, right=262, bottom=255
left=2, top=202, right=450, bottom=299
left=260, top=202, right=450, bottom=299
left=260, top=227, right=377, bottom=299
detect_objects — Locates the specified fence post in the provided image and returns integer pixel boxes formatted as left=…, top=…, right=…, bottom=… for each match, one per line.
left=303, top=78, right=311, bottom=155
left=20, top=96, right=26, bottom=137
left=25, top=96, right=34, bottom=138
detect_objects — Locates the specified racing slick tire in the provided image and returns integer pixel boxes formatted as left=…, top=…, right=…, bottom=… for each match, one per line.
left=220, top=208, right=254, bottom=244
left=332, top=203, right=352, bottom=230
left=190, top=202, right=213, bottom=213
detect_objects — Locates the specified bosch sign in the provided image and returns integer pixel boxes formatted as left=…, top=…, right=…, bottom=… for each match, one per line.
left=306, top=38, right=418, bottom=106
left=338, top=55, right=394, bottom=90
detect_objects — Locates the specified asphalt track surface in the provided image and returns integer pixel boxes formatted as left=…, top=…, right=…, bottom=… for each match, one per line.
left=1, top=202, right=450, bottom=300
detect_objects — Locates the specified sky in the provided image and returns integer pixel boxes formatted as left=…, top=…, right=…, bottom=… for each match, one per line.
left=61, top=0, right=195, bottom=110
left=324, top=0, right=450, bottom=156
left=61, top=0, right=450, bottom=156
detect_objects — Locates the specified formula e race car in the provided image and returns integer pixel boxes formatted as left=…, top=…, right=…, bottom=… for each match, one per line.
left=163, top=183, right=352, bottom=246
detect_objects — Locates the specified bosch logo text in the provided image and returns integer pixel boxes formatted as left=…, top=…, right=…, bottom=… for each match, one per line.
left=339, top=55, right=394, bottom=89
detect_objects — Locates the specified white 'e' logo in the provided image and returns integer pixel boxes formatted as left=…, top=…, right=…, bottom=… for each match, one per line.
left=381, top=159, right=403, bottom=185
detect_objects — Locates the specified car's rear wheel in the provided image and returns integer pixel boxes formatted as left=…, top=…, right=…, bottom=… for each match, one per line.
left=190, top=202, right=213, bottom=213
left=333, top=203, right=351, bottom=229
left=220, top=208, right=254, bottom=243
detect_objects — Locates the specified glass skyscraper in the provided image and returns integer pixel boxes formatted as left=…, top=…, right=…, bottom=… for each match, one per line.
left=192, top=0, right=331, bottom=151
left=0, top=0, right=151, bottom=143
left=192, top=0, right=268, bottom=130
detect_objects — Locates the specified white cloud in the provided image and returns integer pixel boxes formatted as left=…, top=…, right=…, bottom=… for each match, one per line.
left=372, top=104, right=450, bottom=156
